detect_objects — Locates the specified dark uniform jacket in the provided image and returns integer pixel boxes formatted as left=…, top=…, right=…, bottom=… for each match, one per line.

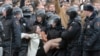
left=47, top=26, right=63, bottom=40
left=52, top=16, right=81, bottom=56
left=60, top=16, right=81, bottom=49
left=21, top=17, right=34, bottom=33
left=20, top=17, right=34, bottom=47
left=2, top=16, right=21, bottom=49
left=34, top=20, right=47, bottom=27
left=83, top=12, right=100, bottom=50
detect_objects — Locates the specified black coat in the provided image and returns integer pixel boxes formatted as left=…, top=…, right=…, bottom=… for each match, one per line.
left=53, top=16, right=81, bottom=56
left=21, top=17, right=34, bottom=33
left=60, top=16, right=81, bottom=49
left=83, top=12, right=100, bottom=50
left=20, top=17, right=34, bottom=47
left=2, top=16, right=21, bottom=49
left=47, top=26, right=63, bottom=40
left=34, top=20, right=47, bottom=27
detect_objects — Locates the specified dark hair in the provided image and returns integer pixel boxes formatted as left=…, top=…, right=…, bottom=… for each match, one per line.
left=31, top=25, right=37, bottom=33
left=30, top=25, right=41, bottom=33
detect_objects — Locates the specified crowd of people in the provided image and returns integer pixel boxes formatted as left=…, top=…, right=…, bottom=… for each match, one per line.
left=0, top=0, right=100, bottom=56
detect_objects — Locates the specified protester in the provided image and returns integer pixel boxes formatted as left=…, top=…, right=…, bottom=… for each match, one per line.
left=21, top=25, right=62, bottom=56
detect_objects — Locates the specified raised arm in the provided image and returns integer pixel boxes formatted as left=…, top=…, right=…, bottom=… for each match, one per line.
left=54, top=0, right=61, bottom=14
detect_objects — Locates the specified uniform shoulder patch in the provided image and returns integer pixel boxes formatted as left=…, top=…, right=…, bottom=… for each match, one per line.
left=68, top=26, right=72, bottom=31
left=16, top=21, right=20, bottom=25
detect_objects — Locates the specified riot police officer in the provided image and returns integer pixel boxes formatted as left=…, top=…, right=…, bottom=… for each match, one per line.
left=1, top=4, right=21, bottom=56
left=19, top=6, right=33, bottom=56
left=12, top=7, right=23, bottom=56
left=34, top=9, right=47, bottom=27
left=47, top=14, right=63, bottom=40
left=82, top=4, right=100, bottom=56
left=22, top=6, right=34, bottom=33
left=59, top=6, right=81, bottom=56
left=47, top=14, right=64, bottom=56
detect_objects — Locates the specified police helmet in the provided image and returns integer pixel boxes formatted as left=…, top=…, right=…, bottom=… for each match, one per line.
left=13, top=7, right=23, bottom=17
left=67, top=6, right=78, bottom=15
left=46, top=12, right=54, bottom=20
left=22, top=6, right=32, bottom=17
left=66, top=6, right=78, bottom=18
left=36, top=9, right=45, bottom=16
left=1, top=4, right=13, bottom=16
left=1, top=4, right=12, bottom=11
left=36, top=9, right=46, bottom=20
left=48, top=14, right=60, bottom=25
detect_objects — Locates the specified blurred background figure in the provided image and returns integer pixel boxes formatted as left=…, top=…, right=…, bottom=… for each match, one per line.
left=4, top=0, right=12, bottom=4
left=0, top=0, right=3, bottom=5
